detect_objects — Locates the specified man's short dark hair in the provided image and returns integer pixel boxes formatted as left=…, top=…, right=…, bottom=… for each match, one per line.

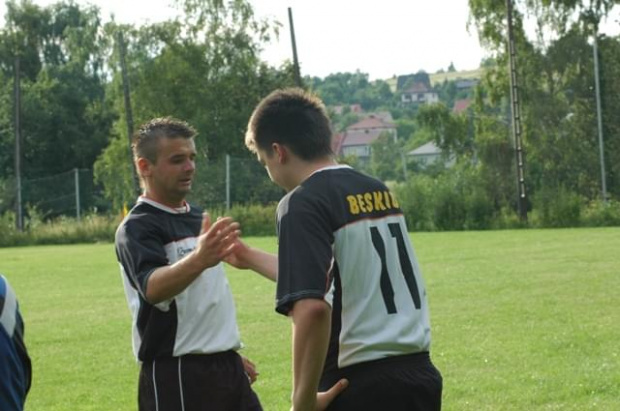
left=132, top=117, right=197, bottom=163
left=245, top=88, right=334, bottom=161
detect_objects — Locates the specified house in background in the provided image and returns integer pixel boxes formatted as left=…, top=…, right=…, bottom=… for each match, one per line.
left=407, top=141, right=455, bottom=169
left=456, top=78, right=479, bottom=92
left=334, top=115, right=397, bottom=161
left=400, top=82, right=439, bottom=105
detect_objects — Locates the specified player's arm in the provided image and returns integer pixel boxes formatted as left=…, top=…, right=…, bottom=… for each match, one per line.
left=225, top=239, right=278, bottom=282
left=290, top=298, right=332, bottom=411
left=146, top=215, right=240, bottom=304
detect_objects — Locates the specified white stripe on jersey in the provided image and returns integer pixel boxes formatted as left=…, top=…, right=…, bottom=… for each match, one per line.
left=333, top=214, right=431, bottom=368
left=0, top=276, right=18, bottom=338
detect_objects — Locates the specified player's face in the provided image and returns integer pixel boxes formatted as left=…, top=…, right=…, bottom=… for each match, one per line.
left=257, top=147, right=284, bottom=189
left=145, top=137, right=196, bottom=207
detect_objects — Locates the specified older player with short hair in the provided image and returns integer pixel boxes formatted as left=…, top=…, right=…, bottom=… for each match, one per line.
left=115, top=117, right=262, bottom=411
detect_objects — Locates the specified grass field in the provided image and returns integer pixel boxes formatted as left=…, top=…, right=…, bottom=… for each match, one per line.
left=1, top=228, right=618, bottom=410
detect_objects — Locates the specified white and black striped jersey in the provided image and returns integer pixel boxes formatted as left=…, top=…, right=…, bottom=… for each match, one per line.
left=115, top=197, right=241, bottom=362
left=275, top=166, right=432, bottom=372
left=0, top=274, right=31, bottom=409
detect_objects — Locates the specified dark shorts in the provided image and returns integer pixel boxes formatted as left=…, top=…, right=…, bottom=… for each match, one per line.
left=139, top=351, right=262, bottom=411
left=320, top=352, right=442, bottom=411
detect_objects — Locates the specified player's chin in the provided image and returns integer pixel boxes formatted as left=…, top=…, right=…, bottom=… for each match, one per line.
left=177, top=181, right=193, bottom=192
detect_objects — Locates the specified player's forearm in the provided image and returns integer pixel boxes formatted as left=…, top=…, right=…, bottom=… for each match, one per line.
left=145, top=252, right=205, bottom=304
left=291, top=299, right=331, bottom=411
left=246, top=247, right=278, bottom=281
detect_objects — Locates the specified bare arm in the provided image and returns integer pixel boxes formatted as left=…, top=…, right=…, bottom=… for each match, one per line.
left=225, top=239, right=278, bottom=282
left=290, top=299, right=332, bottom=411
left=146, top=215, right=240, bottom=304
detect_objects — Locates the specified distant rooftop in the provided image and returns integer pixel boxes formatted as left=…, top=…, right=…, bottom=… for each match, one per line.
left=347, top=115, right=396, bottom=131
left=408, top=141, right=441, bottom=156
left=453, top=99, right=472, bottom=114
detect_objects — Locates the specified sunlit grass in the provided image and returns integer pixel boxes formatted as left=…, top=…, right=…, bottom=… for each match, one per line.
left=1, top=227, right=618, bottom=410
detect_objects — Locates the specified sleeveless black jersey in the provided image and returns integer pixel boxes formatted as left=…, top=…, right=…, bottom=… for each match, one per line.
left=275, top=166, right=432, bottom=373
left=115, top=198, right=241, bottom=362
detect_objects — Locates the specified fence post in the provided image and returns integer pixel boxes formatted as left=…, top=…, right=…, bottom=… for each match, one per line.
left=14, top=56, right=24, bottom=231
left=74, top=168, right=81, bottom=222
left=225, top=154, right=230, bottom=211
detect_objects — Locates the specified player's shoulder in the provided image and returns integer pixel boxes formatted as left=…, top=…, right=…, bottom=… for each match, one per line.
left=115, top=202, right=162, bottom=241
left=309, top=166, right=389, bottom=196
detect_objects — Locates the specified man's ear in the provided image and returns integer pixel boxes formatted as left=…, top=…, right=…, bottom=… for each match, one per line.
left=272, top=143, right=288, bottom=164
left=136, top=157, right=152, bottom=178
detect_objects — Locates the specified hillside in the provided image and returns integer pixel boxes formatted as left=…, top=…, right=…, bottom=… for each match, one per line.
left=385, top=67, right=485, bottom=91
left=429, top=68, right=485, bottom=86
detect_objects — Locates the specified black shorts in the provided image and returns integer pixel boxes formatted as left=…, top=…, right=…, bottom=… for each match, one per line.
left=139, top=351, right=262, bottom=411
left=320, top=352, right=442, bottom=411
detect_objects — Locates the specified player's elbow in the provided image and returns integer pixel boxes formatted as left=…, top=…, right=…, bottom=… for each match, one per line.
left=144, top=273, right=172, bottom=305
left=290, top=298, right=331, bottom=322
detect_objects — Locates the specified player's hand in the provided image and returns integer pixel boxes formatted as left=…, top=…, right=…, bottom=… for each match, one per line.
left=315, top=379, right=348, bottom=410
left=223, top=238, right=252, bottom=269
left=194, top=213, right=240, bottom=269
left=290, top=379, right=348, bottom=411
left=241, top=355, right=259, bottom=384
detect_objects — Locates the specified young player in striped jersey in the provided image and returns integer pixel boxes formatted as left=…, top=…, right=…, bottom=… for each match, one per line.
left=228, top=88, right=442, bottom=411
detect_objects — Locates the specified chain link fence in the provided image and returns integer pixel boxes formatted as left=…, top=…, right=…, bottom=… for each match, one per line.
left=0, top=155, right=284, bottom=222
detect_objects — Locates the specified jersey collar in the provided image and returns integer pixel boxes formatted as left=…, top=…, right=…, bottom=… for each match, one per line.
left=138, top=196, right=191, bottom=214
left=307, top=164, right=352, bottom=179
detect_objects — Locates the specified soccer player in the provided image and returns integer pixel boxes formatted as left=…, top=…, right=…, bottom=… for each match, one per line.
left=115, top=117, right=262, bottom=411
left=229, top=88, right=443, bottom=411
left=0, top=274, right=32, bottom=411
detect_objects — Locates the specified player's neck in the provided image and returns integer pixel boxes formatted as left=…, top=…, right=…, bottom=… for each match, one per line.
left=142, top=190, right=186, bottom=209
left=287, top=157, right=338, bottom=191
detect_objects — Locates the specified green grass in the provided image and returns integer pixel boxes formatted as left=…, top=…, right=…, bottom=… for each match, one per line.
left=1, top=228, right=618, bottom=410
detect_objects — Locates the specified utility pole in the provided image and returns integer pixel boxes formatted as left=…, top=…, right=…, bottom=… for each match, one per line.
left=506, top=0, right=528, bottom=221
left=592, top=31, right=608, bottom=203
left=288, top=7, right=302, bottom=87
left=14, top=56, right=23, bottom=231
left=117, top=30, right=140, bottom=195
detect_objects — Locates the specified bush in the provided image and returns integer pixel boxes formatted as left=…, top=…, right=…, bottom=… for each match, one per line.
left=465, top=188, right=495, bottom=230
left=394, top=176, right=435, bottom=231
left=212, top=203, right=278, bottom=237
left=531, top=186, right=583, bottom=228
left=433, top=180, right=467, bottom=231
left=0, top=211, right=120, bottom=247
left=492, top=206, right=527, bottom=229
left=581, top=199, right=620, bottom=227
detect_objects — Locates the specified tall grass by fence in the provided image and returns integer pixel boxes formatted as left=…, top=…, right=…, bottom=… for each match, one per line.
left=1, top=197, right=618, bottom=248
left=0, top=203, right=279, bottom=248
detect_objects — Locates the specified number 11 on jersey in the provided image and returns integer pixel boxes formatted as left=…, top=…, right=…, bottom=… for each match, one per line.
left=370, top=223, right=422, bottom=314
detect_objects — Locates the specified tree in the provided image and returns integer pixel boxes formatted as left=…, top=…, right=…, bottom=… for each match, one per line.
left=0, top=1, right=115, bottom=215
left=94, top=0, right=296, bottom=208
left=416, top=103, right=470, bottom=159
left=370, top=131, right=403, bottom=182
left=467, top=0, right=620, bottom=203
